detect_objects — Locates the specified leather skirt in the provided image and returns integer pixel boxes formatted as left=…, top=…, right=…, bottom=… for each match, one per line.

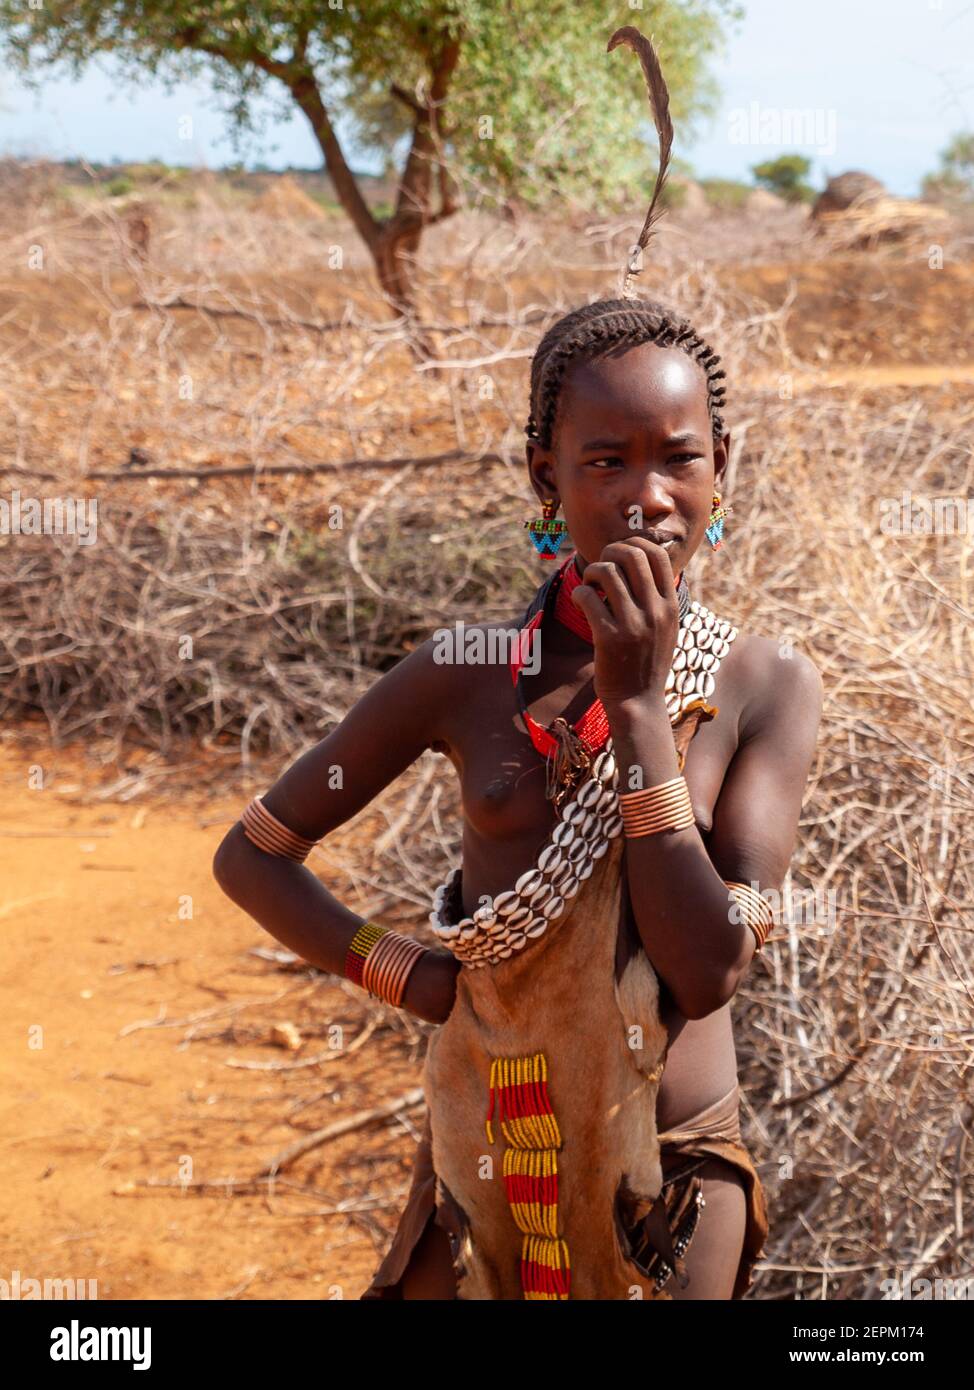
left=360, top=1080, right=769, bottom=1300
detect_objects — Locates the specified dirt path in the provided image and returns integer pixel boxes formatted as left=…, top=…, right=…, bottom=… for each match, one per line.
left=0, top=738, right=427, bottom=1300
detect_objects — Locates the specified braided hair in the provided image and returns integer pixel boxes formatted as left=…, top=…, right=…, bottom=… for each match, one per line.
left=524, top=297, right=728, bottom=454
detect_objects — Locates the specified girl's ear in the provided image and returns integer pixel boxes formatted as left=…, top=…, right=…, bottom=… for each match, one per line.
left=713, top=430, right=731, bottom=489
left=526, top=440, right=557, bottom=495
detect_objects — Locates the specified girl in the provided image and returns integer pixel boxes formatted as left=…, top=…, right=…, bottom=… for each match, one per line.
left=213, top=31, right=823, bottom=1300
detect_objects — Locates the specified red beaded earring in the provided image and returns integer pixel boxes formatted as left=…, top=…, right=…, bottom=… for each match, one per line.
left=524, top=497, right=569, bottom=559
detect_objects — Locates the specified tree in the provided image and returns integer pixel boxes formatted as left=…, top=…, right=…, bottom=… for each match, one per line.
left=941, top=132, right=974, bottom=183
left=922, top=131, right=974, bottom=203
left=751, top=154, right=814, bottom=204
left=0, top=1, right=740, bottom=319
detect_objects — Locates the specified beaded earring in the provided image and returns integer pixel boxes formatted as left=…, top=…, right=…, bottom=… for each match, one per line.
left=705, top=492, right=732, bottom=550
left=524, top=497, right=569, bottom=559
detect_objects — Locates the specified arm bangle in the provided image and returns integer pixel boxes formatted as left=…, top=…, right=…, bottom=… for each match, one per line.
left=240, top=796, right=319, bottom=863
left=345, top=922, right=428, bottom=1009
left=724, top=880, right=775, bottom=951
left=618, top=775, right=696, bottom=837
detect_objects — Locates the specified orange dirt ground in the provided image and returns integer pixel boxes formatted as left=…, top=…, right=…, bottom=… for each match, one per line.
left=0, top=736, right=430, bottom=1300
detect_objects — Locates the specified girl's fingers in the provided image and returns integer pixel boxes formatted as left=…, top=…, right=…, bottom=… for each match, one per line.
left=571, top=581, right=619, bottom=638
left=575, top=562, right=638, bottom=626
left=640, top=542, right=676, bottom=603
left=618, top=538, right=676, bottom=603
left=600, top=542, right=660, bottom=611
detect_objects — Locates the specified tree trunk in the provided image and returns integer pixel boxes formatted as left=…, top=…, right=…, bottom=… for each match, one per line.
left=372, top=217, right=440, bottom=363
left=287, top=41, right=461, bottom=367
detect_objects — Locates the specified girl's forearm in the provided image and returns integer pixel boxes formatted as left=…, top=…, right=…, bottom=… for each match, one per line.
left=605, top=700, right=751, bottom=1018
left=212, top=822, right=459, bottom=1025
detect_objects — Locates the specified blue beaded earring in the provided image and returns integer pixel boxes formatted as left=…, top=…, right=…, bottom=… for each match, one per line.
left=524, top=497, right=569, bottom=559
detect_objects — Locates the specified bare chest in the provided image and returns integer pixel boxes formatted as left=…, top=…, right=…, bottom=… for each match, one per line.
left=433, top=628, right=753, bottom=904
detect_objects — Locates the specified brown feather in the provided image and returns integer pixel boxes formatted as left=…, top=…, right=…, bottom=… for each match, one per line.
left=607, top=26, right=674, bottom=297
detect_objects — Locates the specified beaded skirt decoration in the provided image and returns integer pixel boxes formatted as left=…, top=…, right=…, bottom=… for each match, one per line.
left=486, top=1052, right=570, bottom=1300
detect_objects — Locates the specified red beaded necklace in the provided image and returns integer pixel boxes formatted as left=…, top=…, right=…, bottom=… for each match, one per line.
left=510, top=551, right=687, bottom=806
left=510, top=554, right=606, bottom=760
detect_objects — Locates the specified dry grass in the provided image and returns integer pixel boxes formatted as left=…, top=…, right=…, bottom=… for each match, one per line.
left=813, top=193, right=954, bottom=253
left=1, top=164, right=972, bottom=1299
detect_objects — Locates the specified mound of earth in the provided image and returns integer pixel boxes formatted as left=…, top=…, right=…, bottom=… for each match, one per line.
left=746, top=188, right=787, bottom=215
left=254, top=175, right=327, bottom=222
left=812, top=171, right=887, bottom=218
left=669, top=176, right=709, bottom=218
left=814, top=195, right=951, bottom=251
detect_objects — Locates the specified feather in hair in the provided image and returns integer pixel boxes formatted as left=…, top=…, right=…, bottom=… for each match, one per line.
left=607, top=26, right=674, bottom=299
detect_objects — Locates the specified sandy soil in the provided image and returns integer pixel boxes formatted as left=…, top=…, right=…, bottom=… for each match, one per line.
left=0, top=736, right=431, bottom=1301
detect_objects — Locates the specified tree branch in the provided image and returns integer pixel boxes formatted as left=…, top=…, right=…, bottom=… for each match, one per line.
left=391, top=82, right=425, bottom=118
left=170, top=25, right=379, bottom=249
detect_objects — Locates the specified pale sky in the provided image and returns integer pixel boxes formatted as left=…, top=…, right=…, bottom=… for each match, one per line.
left=2, top=0, right=972, bottom=196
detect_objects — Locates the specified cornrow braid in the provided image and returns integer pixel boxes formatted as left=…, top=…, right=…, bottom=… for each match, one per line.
left=524, top=297, right=728, bottom=452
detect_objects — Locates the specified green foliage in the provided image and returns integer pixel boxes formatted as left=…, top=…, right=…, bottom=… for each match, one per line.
left=106, top=175, right=133, bottom=197
left=127, top=160, right=170, bottom=181
left=0, top=0, right=743, bottom=216
left=922, top=170, right=970, bottom=204
left=923, top=131, right=974, bottom=202
left=941, top=132, right=974, bottom=180
left=698, top=176, right=750, bottom=209
left=308, top=190, right=342, bottom=213
left=751, top=153, right=814, bottom=204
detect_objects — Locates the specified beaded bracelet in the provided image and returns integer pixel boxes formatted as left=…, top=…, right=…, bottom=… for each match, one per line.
left=241, top=795, right=319, bottom=863
left=724, top=880, right=775, bottom=952
left=345, top=921, right=428, bottom=1008
left=618, top=775, right=696, bottom=838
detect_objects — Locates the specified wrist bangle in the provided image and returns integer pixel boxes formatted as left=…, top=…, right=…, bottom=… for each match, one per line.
left=618, top=775, right=696, bottom=837
left=241, top=795, right=319, bottom=863
left=725, top=880, right=775, bottom=951
left=345, top=922, right=428, bottom=1008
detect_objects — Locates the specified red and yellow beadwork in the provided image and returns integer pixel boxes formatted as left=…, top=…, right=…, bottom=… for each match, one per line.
left=486, top=1052, right=570, bottom=1299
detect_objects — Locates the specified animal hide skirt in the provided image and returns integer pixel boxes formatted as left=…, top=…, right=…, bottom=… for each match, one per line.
left=359, top=1079, right=768, bottom=1301
left=359, top=631, right=766, bottom=1297
left=359, top=827, right=769, bottom=1300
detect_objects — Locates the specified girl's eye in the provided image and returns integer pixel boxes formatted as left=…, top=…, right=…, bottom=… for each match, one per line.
left=587, top=454, right=702, bottom=468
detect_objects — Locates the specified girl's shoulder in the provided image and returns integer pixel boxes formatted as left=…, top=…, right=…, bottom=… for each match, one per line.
left=720, top=629, right=824, bottom=745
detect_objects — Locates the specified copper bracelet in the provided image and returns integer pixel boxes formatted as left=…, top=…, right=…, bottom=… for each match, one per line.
left=360, top=929, right=428, bottom=1008
left=618, top=775, right=696, bottom=837
left=241, top=795, right=319, bottom=863
left=724, top=880, right=775, bottom=951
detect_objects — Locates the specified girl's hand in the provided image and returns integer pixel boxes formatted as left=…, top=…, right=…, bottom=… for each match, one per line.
left=570, top=537, right=680, bottom=710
